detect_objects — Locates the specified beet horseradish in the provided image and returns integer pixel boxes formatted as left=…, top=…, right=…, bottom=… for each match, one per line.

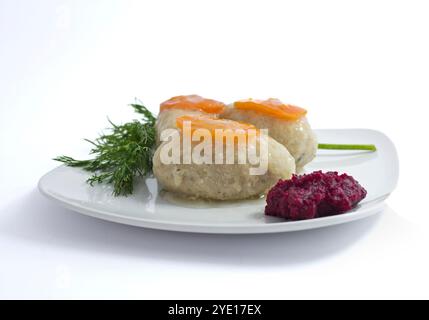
left=265, top=171, right=367, bottom=220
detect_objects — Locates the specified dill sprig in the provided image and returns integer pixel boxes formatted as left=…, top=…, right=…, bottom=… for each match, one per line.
left=54, top=103, right=156, bottom=196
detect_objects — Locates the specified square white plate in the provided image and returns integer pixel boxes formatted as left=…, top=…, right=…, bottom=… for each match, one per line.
left=38, top=129, right=398, bottom=234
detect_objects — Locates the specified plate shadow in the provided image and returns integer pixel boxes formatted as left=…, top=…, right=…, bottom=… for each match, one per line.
left=0, top=189, right=383, bottom=267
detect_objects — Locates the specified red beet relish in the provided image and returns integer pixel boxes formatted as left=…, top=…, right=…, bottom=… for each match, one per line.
left=265, top=171, right=367, bottom=220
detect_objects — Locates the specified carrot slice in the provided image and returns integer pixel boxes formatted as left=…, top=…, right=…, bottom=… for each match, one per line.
left=176, top=115, right=257, bottom=138
left=176, top=116, right=260, bottom=142
left=234, top=98, right=307, bottom=121
left=160, top=95, right=226, bottom=114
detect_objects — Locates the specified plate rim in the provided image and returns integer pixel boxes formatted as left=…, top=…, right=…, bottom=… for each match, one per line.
left=38, top=177, right=387, bottom=234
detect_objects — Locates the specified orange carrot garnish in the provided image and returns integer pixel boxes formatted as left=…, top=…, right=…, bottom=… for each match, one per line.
left=234, top=98, right=307, bottom=121
left=160, top=95, right=226, bottom=114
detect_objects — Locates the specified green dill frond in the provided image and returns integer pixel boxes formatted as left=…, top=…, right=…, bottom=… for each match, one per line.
left=54, top=103, right=157, bottom=196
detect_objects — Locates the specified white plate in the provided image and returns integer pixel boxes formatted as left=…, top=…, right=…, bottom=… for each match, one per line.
left=38, top=129, right=398, bottom=234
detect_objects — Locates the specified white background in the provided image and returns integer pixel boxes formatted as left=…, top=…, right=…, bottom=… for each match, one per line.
left=1, top=0, right=429, bottom=299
